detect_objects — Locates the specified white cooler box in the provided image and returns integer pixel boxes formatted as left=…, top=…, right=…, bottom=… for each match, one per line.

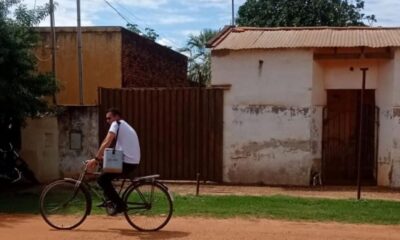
left=103, top=148, right=124, bottom=173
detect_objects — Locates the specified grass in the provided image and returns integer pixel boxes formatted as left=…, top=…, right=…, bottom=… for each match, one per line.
left=173, top=195, right=400, bottom=225
left=1, top=187, right=400, bottom=225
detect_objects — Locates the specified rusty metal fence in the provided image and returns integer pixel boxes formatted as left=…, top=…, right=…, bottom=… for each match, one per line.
left=98, top=87, right=224, bottom=182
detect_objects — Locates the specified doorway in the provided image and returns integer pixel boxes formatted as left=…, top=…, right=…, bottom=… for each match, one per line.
left=322, top=90, right=378, bottom=185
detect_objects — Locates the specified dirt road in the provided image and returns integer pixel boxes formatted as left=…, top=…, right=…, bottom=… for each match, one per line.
left=1, top=215, right=400, bottom=240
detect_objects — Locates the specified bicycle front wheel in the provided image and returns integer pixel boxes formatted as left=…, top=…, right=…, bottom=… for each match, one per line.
left=40, top=180, right=91, bottom=230
left=124, top=182, right=173, bottom=231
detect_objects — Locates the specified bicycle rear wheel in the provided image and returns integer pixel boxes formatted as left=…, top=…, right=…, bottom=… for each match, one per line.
left=124, top=181, right=173, bottom=231
left=40, top=180, right=91, bottom=230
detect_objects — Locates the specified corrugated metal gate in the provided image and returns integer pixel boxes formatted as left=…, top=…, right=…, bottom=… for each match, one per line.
left=322, top=90, right=378, bottom=185
left=98, top=87, right=224, bottom=182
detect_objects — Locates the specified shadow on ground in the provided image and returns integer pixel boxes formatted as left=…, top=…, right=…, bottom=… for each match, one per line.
left=73, top=228, right=190, bottom=239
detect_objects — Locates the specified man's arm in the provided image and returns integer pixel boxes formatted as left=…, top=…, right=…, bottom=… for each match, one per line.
left=86, top=132, right=116, bottom=170
left=95, top=132, right=116, bottom=160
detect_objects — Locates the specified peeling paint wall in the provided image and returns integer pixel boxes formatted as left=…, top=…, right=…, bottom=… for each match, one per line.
left=311, top=62, right=325, bottom=176
left=58, top=106, right=99, bottom=178
left=212, top=49, right=314, bottom=185
left=376, top=59, right=394, bottom=186
left=20, top=118, right=60, bottom=182
left=212, top=47, right=400, bottom=187
left=389, top=49, right=400, bottom=186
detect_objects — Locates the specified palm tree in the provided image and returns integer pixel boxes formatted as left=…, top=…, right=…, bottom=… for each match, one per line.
left=180, top=29, right=218, bottom=86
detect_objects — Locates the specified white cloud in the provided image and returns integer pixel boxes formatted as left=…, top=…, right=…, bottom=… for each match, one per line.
left=157, top=15, right=196, bottom=25
left=24, top=0, right=101, bottom=26
left=117, top=0, right=168, bottom=9
left=181, top=0, right=246, bottom=9
left=180, top=29, right=201, bottom=37
left=156, top=37, right=181, bottom=50
left=18, top=0, right=400, bottom=51
left=364, top=0, right=400, bottom=26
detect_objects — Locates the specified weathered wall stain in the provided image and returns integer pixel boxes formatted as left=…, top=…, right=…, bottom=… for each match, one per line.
left=58, top=106, right=99, bottom=177
left=393, top=108, right=400, bottom=118
left=232, top=105, right=310, bottom=117
left=227, top=160, right=311, bottom=186
left=383, top=109, right=393, bottom=119
left=232, top=139, right=311, bottom=160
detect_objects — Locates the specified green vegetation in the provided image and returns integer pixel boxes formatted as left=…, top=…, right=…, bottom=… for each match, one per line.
left=237, top=0, right=376, bottom=27
left=0, top=0, right=58, bottom=127
left=2, top=188, right=400, bottom=225
left=180, top=29, right=218, bottom=85
left=174, top=195, right=400, bottom=225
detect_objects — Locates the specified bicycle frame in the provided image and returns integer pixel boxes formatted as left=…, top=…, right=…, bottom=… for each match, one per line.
left=63, top=162, right=168, bottom=214
left=40, top=161, right=173, bottom=231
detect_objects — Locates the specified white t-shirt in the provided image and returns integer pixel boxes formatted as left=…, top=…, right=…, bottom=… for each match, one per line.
left=109, top=120, right=140, bottom=164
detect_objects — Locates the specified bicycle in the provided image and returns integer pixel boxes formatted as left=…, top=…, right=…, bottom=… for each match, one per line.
left=0, top=142, right=39, bottom=185
left=39, top=162, right=174, bottom=231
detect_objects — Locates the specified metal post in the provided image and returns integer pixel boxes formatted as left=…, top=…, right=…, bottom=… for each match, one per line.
left=50, top=0, right=57, bottom=104
left=196, top=173, right=200, bottom=196
left=77, top=0, right=84, bottom=105
left=357, top=68, right=368, bottom=200
left=231, top=0, right=235, bottom=26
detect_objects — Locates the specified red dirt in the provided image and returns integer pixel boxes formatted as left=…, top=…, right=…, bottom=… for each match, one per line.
left=1, top=215, right=400, bottom=240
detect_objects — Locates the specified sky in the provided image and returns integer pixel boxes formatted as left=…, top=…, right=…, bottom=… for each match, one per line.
left=24, top=0, right=400, bottom=49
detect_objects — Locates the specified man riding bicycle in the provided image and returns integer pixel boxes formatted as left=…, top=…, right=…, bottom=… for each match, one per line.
left=86, top=108, right=140, bottom=215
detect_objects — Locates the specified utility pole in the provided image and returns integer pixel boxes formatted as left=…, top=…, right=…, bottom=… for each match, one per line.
left=231, top=0, right=235, bottom=26
left=50, top=0, right=57, bottom=104
left=77, top=0, right=84, bottom=105
left=357, top=68, right=368, bottom=200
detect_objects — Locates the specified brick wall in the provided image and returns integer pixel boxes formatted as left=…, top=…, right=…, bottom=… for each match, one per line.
left=121, top=29, right=189, bottom=87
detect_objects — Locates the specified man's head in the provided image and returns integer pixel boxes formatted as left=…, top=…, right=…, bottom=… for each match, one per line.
left=106, top=108, right=121, bottom=125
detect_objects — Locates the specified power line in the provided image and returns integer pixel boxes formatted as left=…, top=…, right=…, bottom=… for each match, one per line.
left=111, top=0, right=144, bottom=22
left=103, top=0, right=180, bottom=47
left=103, top=0, right=152, bottom=35
left=103, top=0, right=132, bottom=25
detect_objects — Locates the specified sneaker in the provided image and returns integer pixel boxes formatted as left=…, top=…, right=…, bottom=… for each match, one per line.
left=106, top=203, right=127, bottom=216
left=115, top=204, right=127, bottom=214
left=96, top=200, right=111, bottom=208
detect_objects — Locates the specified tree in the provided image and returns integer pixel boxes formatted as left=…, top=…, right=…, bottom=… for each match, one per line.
left=126, top=23, right=159, bottom=41
left=0, top=0, right=58, bottom=129
left=236, top=0, right=376, bottom=27
left=180, top=29, right=218, bottom=85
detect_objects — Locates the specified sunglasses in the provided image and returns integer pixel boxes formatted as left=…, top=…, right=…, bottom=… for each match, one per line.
left=106, top=117, right=112, bottom=120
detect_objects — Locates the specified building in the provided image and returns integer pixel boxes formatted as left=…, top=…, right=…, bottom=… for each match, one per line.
left=208, top=26, right=400, bottom=187
left=35, top=26, right=188, bottom=105
left=20, top=26, right=188, bottom=182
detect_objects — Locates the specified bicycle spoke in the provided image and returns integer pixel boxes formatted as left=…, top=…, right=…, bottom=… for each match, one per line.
left=124, top=182, right=173, bottom=231
left=40, top=180, right=90, bottom=230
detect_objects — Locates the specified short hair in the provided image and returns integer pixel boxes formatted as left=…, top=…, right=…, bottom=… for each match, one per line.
left=107, top=108, right=121, bottom=117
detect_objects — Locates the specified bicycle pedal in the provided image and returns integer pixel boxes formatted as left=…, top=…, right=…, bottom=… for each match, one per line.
left=96, top=200, right=112, bottom=208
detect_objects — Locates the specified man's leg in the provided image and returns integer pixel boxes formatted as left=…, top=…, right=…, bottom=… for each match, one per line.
left=97, top=172, right=125, bottom=208
left=97, top=163, right=138, bottom=211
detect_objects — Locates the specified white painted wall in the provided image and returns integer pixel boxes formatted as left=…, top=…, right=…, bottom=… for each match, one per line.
left=376, top=59, right=394, bottom=186
left=389, top=49, right=400, bottom=186
left=213, top=47, right=400, bottom=187
left=322, top=60, right=379, bottom=89
left=212, top=49, right=314, bottom=185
